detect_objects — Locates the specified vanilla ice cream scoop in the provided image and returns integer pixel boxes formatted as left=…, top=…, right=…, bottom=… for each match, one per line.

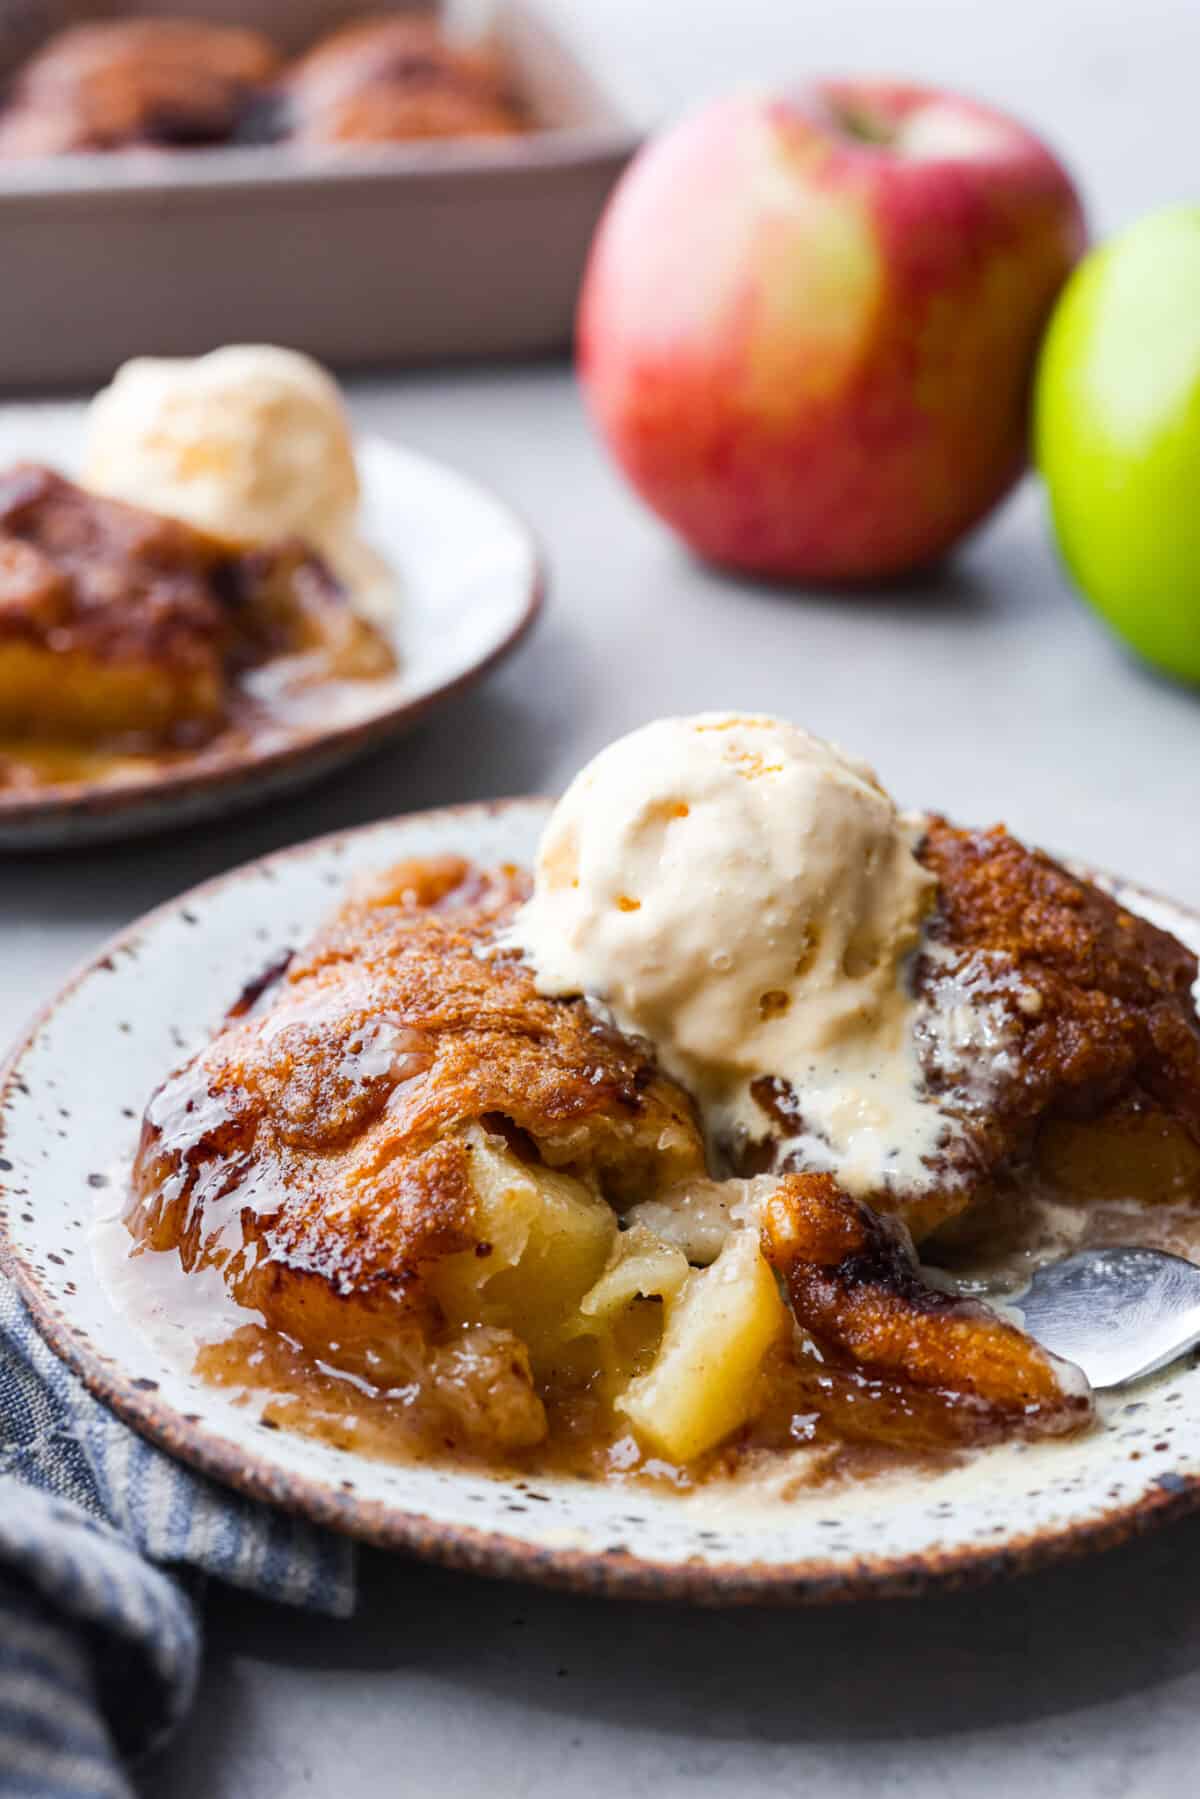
left=83, top=345, right=361, bottom=561
left=511, top=714, right=946, bottom=1196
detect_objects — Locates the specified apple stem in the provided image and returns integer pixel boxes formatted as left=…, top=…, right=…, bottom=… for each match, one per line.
left=829, top=99, right=895, bottom=147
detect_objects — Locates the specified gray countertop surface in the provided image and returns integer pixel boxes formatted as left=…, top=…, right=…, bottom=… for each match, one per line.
left=5, top=1, right=1200, bottom=1793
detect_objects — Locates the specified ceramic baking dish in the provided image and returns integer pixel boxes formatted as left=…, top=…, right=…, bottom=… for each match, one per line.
left=0, top=0, right=639, bottom=386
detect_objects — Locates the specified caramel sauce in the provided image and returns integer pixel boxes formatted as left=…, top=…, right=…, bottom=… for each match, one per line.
left=191, top=1317, right=974, bottom=1495
left=96, top=1094, right=1200, bottom=1499
left=195, top=1321, right=700, bottom=1489
left=148, top=1129, right=1200, bottom=1498
left=0, top=655, right=394, bottom=799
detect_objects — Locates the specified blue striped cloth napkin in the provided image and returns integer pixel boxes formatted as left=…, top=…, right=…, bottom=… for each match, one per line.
left=0, top=1277, right=355, bottom=1798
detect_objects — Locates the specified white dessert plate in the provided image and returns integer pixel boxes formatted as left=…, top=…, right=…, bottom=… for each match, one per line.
left=0, top=404, right=542, bottom=851
left=2, top=800, right=1199, bottom=1604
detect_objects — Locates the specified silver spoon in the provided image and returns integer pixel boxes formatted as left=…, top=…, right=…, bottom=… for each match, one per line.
left=1018, top=1246, right=1200, bottom=1390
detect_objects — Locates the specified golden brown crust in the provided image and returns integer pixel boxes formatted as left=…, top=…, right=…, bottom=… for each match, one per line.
left=129, top=857, right=705, bottom=1364
left=915, top=818, right=1200, bottom=1202
left=279, top=15, right=525, bottom=144
left=761, top=1171, right=1090, bottom=1437
left=0, top=20, right=278, bottom=155
left=261, top=857, right=703, bottom=1189
left=0, top=465, right=390, bottom=745
left=763, top=818, right=1200, bottom=1246
left=0, top=464, right=235, bottom=656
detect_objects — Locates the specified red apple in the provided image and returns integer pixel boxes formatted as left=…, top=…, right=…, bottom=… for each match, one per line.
left=577, top=82, right=1086, bottom=582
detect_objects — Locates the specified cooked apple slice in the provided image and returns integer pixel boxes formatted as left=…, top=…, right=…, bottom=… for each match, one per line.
left=615, top=1228, right=787, bottom=1461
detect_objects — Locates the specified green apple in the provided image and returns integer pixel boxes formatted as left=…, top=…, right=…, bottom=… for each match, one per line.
left=1036, top=204, right=1200, bottom=682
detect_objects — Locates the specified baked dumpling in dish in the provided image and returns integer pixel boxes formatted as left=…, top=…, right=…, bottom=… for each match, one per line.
left=0, top=20, right=277, bottom=156
left=277, top=15, right=525, bottom=146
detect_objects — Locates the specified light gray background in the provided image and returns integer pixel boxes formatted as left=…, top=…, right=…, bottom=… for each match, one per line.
left=4, top=0, right=1200, bottom=1793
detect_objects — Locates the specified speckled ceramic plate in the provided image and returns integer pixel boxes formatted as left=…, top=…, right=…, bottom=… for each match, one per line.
left=2, top=801, right=1200, bottom=1604
left=0, top=405, right=541, bottom=851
